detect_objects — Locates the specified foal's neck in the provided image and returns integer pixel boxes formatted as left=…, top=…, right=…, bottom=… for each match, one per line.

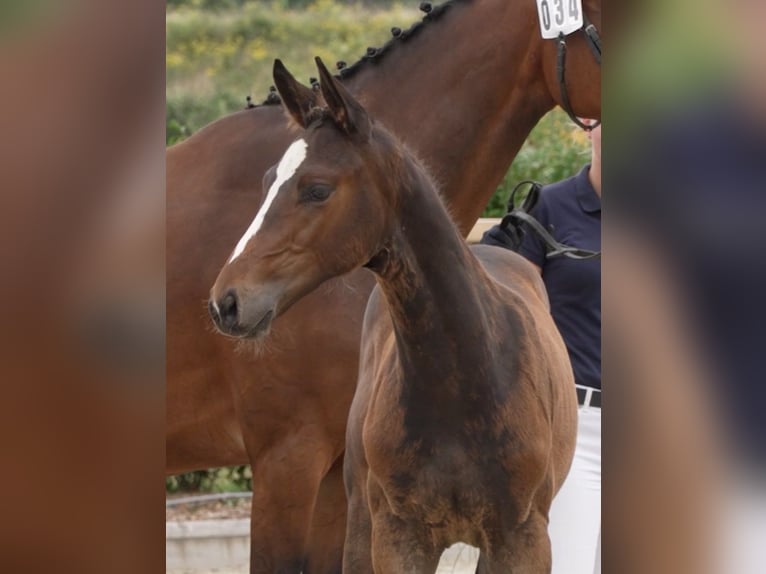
left=373, top=160, right=500, bottom=402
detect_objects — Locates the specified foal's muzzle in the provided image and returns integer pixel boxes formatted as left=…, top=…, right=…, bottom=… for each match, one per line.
left=208, top=287, right=277, bottom=339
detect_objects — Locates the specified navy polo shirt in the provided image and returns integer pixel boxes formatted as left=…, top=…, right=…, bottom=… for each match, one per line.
left=518, top=165, right=601, bottom=389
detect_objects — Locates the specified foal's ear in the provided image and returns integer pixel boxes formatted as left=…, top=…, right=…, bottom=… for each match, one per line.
left=315, top=57, right=371, bottom=141
left=273, top=59, right=318, bottom=129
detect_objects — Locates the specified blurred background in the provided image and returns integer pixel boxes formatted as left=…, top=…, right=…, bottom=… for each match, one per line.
left=607, top=0, right=766, bottom=571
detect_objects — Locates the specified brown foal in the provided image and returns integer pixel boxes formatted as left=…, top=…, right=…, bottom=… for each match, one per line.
left=210, top=58, right=577, bottom=573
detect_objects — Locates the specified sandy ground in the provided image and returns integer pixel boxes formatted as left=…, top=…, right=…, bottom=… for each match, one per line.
left=167, top=549, right=480, bottom=573
left=167, top=497, right=480, bottom=573
left=167, top=543, right=480, bottom=574
left=167, top=544, right=479, bottom=574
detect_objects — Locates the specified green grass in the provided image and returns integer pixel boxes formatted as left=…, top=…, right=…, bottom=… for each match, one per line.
left=167, top=1, right=419, bottom=110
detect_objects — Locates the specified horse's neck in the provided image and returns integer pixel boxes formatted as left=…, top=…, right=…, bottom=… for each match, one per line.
left=346, top=0, right=554, bottom=234
left=374, top=162, right=498, bottom=404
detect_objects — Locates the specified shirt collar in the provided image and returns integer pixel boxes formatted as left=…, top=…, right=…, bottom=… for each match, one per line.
left=575, top=164, right=601, bottom=214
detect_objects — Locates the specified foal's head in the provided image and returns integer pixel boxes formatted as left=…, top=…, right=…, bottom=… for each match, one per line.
left=209, top=58, right=404, bottom=338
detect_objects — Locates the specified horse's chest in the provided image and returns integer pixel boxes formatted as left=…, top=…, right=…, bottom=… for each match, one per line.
left=362, top=380, right=519, bottom=518
left=358, top=324, right=539, bottom=528
left=363, top=417, right=521, bottom=534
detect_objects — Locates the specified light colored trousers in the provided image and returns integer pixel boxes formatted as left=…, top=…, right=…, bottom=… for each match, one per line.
left=549, top=404, right=602, bottom=574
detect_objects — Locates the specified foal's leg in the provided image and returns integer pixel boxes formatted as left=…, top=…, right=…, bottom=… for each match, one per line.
left=483, top=511, right=552, bottom=574
left=305, top=455, right=347, bottom=574
left=247, top=433, right=331, bottom=574
left=368, top=490, right=439, bottom=574
left=342, top=484, right=374, bottom=574
left=475, top=553, right=490, bottom=574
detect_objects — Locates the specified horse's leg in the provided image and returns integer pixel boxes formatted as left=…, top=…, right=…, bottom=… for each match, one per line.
left=247, top=434, right=331, bottom=574
left=485, top=511, right=552, bottom=574
left=304, top=454, right=347, bottom=574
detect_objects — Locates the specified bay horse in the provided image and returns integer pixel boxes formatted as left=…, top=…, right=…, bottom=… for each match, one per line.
left=209, top=58, right=577, bottom=573
left=168, top=0, right=601, bottom=571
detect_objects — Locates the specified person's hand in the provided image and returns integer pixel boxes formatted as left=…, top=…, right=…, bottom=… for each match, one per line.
left=480, top=224, right=521, bottom=251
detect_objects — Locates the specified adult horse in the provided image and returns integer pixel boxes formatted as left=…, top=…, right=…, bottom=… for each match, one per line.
left=167, top=0, right=601, bottom=571
left=209, top=57, right=577, bottom=573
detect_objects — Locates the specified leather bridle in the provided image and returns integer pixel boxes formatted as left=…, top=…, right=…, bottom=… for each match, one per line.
left=556, top=14, right=602, bottom=131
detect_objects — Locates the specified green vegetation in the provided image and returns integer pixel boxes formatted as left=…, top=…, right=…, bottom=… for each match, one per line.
left=166, top=465, right=252, bottom=493
left=167, top=0, right=590, bottom=215
left=607, top=0, right=732, bottom=138
left=166, top=0, right=421, bottom=143
left=167, top=0, right=589, bottom=493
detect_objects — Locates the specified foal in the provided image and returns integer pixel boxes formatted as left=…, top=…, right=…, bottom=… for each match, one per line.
left=209, top=59, right=577, bottom=573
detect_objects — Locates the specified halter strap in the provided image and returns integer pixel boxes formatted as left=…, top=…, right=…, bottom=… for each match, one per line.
left=582, top=14, right=602, bottom=64
left=556, top=15, right=601, bottom=131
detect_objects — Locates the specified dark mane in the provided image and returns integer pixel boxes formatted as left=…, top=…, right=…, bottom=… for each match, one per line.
left=248, top=0, right=464, bottom=108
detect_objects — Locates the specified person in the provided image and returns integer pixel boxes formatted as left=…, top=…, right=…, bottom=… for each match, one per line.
left=481, top=121, right=601, bottom=574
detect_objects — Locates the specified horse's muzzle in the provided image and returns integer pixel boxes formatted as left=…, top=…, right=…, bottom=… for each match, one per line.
left=208, top=287, right=277, bottom=339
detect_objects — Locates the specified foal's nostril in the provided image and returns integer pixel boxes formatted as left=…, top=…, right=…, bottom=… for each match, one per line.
left=207, top=299, right=220, bottom=323
left=218, top=289, right=239, bottom=329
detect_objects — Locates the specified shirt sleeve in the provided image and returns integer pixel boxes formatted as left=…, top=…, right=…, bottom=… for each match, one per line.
left=518, top=196, right=549, bottom=268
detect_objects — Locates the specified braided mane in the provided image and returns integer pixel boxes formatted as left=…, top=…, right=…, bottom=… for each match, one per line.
left=246, top=0, right=465, bottom=109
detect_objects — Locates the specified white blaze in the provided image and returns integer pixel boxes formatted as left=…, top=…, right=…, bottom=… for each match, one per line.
left=228, top=138, right=308, bottom=263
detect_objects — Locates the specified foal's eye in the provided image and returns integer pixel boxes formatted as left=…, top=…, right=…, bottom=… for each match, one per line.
left=301, top=184, right=333, bottom=203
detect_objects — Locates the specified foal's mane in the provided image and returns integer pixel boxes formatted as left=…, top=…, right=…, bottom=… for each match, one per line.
left=250, top=0, right=466, bottom=108
left=372, top=123, right=461, bottom=227
left=281, top=106, right=329, bottom=134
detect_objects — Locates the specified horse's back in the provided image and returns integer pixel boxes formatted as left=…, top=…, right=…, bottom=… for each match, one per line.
left=470, top=244, right=549, bottom=310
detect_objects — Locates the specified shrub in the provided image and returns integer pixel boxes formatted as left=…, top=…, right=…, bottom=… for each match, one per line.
left=166, top=465, right=252, bottom=493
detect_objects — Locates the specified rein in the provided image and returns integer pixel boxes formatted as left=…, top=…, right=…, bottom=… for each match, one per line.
left=499, top=181, right=601, bottom=260
left=503, top=210, right=601, bottom=259
left=556, top=14, right=601, bottom=131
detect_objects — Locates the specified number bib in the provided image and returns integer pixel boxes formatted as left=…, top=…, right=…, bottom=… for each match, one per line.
left=536, top=0, right=584, bottom=39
